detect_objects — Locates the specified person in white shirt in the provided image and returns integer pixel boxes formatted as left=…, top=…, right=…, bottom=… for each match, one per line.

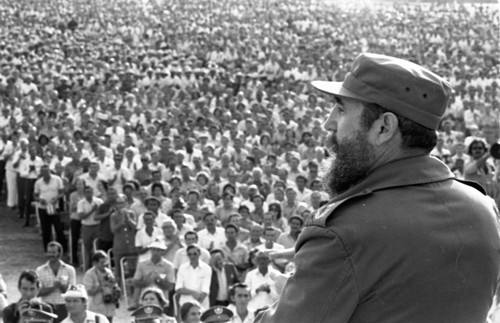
left=77, top=186, right=104, bottom=270
left=34, top=165, right=67, bottom=253
left=79, top=163, right=106, bottom=197
left=175, top=245, right=212, bottom=309
left=61, top=284, right=109, bottom=323
left=104, top=116, right=125, bottom=148
left=107, top=153, right=131, bottom=194
left=135, top=211, right=164, bottom=263
left=18, top=146, right=44, bottom=226
left=243, top=251, right=280, bottom=312
left=197, top=213, right=226, bottom=251
left=228, top=283, right=255, bottom=323
left=173, top=231, right=211, bottom=271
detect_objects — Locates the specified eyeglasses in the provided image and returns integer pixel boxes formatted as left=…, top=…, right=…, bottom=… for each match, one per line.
left=187, top=253, right=199, bottom=257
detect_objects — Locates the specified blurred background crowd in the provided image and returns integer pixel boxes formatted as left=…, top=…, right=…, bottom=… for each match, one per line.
left=0, top=0, right=498, bottom=322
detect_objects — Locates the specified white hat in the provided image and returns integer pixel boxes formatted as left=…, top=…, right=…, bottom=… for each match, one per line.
left=62, top=284, right=88, bottom=299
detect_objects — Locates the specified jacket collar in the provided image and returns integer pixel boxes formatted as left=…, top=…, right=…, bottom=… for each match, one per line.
left=331, top=155, right=454, bottom=203
left=308, top=155, right=454, bottom=226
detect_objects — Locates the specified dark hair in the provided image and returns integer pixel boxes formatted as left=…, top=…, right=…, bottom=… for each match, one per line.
left=209, top=248, right=224, bottom=256
left=186, top=244, right=200, bottom=254
left=91, top=250, right=107, bottom=263
left=180, top=301, right=201, bottom=321
left=18, top=270, right=40, bottom=289
left=229, top=282, right=250, bottom=302
left=151, top=183, right=165, bottom=196
left=203, top=212, right=215, bottom=221
left=184, top=230, right=198, bottom=240
left=268, top=202, right=282, bottom=220
left=225, top=223, right=239, bottom=233
left=468, top=139, right=487, bottom=155
left=360, top=102, right=437, bottom=153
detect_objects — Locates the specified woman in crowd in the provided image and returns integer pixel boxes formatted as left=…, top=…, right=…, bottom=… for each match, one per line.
left=179, top=301, right=202, bottom=323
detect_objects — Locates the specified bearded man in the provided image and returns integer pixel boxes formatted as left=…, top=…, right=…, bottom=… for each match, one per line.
left=255, top=53, right=500, bottom=323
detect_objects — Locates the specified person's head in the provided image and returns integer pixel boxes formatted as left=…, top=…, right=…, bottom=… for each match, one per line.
left=107, top=186, right=118, bottom=202
left=230, top=283, right=251, bottom=309
left=225, top=224, right=239, bottom=242
left=171, top=209, right=185, bottom=225
left=222, top=192, right=234, bottom=208
left=268, top=202, right=282, bottom=219
left=285, top=187, right=297, bottom=201
left=249, top=224, right=263, bottom=241
left=91, top=250, right=109, bottom=272
left=40, top=165, right=51, bottom=179
left=255, top=251, right=270, bottom=269
left=89, top=162, right=99, bottom=176
left=180, top=301, right=202, bottom=323
left=140, top=287, right=168, bottom=308
left=315, top=53, right=450, bottom=196
left=263, top=212, right=274, bottom=227
left=186, top=245, right=201, bottom=265
left=149, top=241, right=166, bottom=261
left=263, top=227, right=276, bottom=243
left=143, top=211, right=155, bottom=228
left=46, top=241, right=63, bottom=262
left=63, top=285, right=88, bottom=316
left=203, top=212, right=216, bottom=229
left=289, top=216, right=305, bottom=234
left=18, top=270, right=40, bottom=301
left=185, top=231, right=198, bottom=246
left=145, top=197, right=160, bottom=212
left=162, top=221, right=176, bottom=239
left=468, top=139, right=487, bottom=160
left=210, top=249, right=225, bottom=270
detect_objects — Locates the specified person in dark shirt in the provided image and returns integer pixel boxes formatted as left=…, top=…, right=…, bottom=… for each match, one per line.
left=3, top=270, right=53, bottom=323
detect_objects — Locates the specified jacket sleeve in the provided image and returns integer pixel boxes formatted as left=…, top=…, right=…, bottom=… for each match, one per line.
left=255, top=226, right=359, bottom=323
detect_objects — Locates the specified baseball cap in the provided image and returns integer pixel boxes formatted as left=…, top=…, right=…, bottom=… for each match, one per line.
left=311, top=53, right=452, bottom=130
left=62, top=284, right=88, bottom=299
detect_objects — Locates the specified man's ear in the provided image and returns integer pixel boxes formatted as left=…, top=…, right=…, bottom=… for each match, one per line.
left=371, top=112, right=399, bottom=146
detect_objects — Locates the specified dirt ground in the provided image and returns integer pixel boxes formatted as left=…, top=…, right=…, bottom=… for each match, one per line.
left=0, top=204, right=129, bottom=321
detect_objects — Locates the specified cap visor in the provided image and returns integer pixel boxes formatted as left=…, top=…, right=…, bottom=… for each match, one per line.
left=311, top=81, right=370, bottom=102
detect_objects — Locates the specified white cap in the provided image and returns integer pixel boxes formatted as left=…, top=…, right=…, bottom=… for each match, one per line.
left=62, top=284, right=88, bottom=299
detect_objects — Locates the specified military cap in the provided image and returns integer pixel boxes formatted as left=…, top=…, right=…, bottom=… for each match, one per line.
left=312, top=53, right=452, bottom=130
left=131, top=305, right=163, bottom=323
left=200, top=306, right=233, bottom=323
left=20, top=308, right=58, bottom=322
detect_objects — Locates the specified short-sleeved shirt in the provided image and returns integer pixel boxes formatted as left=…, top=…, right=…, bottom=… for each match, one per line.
left=77, top=197, right=104, bottom=226
left=34, top=175, right=64, bottom=209
left=133, top=258, right=175, bottom=298
left=135, top=227, right=164, bottom=263
left=36, top=261, right=76, bottom=305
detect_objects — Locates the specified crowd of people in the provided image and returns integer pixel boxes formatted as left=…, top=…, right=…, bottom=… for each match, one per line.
left=0, top=0, right=498, bottom=322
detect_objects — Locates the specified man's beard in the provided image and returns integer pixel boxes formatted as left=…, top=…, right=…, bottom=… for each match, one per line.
left=322, top=131, right=375, bottom=197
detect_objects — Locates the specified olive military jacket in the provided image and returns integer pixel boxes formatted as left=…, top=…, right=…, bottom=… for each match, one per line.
left=256, top=155, right=500, bottom=323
